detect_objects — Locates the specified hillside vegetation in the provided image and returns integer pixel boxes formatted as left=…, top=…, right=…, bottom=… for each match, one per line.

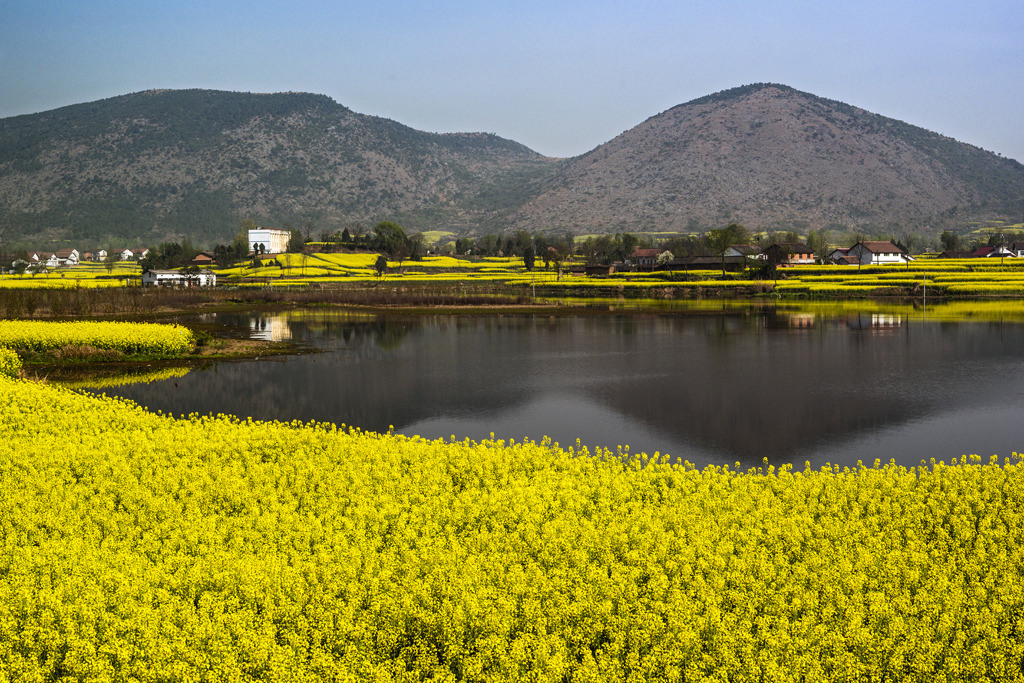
left=2, top=84, right=1023, bottom=246
left=507, top=84, right=1024, bottom=235
left=0, top=90, right=553, bottom=244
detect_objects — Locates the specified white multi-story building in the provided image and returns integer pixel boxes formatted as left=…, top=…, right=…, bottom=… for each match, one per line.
left=248, top=227, right=291, bottom=254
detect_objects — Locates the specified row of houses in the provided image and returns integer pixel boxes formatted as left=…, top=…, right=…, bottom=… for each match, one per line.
left=938, top=243, right=1024, bottom=259
left=625, top=240, right=915, bottom=271
left=22, top=247, right=152, bottom=268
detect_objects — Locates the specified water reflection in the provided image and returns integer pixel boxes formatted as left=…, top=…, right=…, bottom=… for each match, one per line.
left=93, top=306, right=1024, bottom=469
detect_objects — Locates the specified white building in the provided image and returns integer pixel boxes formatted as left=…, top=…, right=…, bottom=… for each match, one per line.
left=846, top=241, right=913, bottom=265
left=142, top=269, right=217, bottom=287
left=54, top=248, right=79, bottom=266
left=248, top=227, right=291, bottom=254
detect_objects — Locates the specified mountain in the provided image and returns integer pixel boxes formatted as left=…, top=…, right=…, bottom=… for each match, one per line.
left=506, top=83, right=1024, bottom=235
left=0, top=89, right=554, bottom=245
left=1, top=84, right=1023, bottom=246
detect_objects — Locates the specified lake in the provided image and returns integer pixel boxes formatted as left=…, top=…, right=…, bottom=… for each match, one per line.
left=85, top=302, right=1024, bottom=470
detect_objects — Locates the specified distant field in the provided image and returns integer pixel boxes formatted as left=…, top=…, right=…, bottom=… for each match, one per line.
left=4, top=253, right=1024, bottom=298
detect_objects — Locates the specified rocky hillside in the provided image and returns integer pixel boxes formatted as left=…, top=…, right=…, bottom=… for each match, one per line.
left=506, top=83, right=1024, bottom=235
left=2, top=84, right=1023, bottom=246
left=0, top=89, right=554, bottom=244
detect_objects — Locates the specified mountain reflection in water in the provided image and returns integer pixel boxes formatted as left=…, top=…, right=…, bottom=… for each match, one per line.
left=94, top=308, right=1024, bottom=469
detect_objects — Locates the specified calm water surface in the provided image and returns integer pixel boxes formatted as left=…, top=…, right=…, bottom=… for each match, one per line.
left=91, top=305, right=1024, bottom=469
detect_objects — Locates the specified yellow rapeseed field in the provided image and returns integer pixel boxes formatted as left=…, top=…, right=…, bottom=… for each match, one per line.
left=0, top=346, right=20, bottom=377
left=1, top=376, right=1023, bottom=681
left=0, top=320, right=194, bottom=356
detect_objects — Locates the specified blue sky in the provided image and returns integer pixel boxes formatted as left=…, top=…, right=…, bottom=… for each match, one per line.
left=2, top=0, right=1022, bottom=161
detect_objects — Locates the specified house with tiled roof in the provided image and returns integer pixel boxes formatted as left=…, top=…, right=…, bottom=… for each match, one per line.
left=54, top=248, right=79, bottom=266
left=724, top=244, right=765, bottom=259
left=762, top=243, right=815, bottom=265
left=626, top=247, right=673, bottom=268
left=827, top=248, right=859, bottom=265
left=971, top=245, right=1015, bottom=258
left=847, top=241, right=913, bottom=265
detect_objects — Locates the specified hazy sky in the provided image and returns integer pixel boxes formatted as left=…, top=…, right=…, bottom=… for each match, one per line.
left=2, top=0, right=1022, bottom=161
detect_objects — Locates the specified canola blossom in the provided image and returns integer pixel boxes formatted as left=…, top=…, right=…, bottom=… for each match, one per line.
left=0, top=320, right=194, bottom=356
left=0, top=346, right=20, bottom=377
left=1, top=376, right=1023, bottom=681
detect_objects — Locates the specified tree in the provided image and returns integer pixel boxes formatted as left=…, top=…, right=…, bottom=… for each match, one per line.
left=806, top=229, right=830, bottom=263
left=615, top=233, right=639, bottom=263
left=706, top=223, right=749, bottom=275
left=236, top=219, right=256, bottom=255
left=408, top=233, right=424, bottom=261
left=372, top=221, right=408, bottom=258
left=374, top=254, right=388, bottom=279
left=523, top=245, right=536, bottom=271
left=392, top=240, right=411, bottom=269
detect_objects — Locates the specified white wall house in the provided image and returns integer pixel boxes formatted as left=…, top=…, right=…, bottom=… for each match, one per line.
left=142, top=269, right=217, bottom=287
left=248, top=227, right=291, bottom=254
left=847, top=241, right=913, bottom=265
left=54, top=248, right=79, bottom=266
left=724, top=245, right=765, bottom=259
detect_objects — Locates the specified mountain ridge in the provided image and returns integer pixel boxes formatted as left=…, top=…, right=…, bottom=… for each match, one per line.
left=1, top=84, right=1022, bottom=246
left=504, top=83, right=1024, bottom=234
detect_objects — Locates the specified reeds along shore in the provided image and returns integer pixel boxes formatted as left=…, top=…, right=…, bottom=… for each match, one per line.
left=0, top=283, right=531, bottom=318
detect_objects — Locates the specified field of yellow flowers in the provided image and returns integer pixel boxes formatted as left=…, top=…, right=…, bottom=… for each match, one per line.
left=2, top=375, right=1023, bottom=681
left=0, top=320, right=194, bottom=357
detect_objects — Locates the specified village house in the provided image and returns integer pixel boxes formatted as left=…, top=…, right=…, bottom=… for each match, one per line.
left=846, top=241, right=913, bottom=265
left=827, top=248, right=859, bottom=265
left=724, top=244, right=765, bottom=259
left=626, top=247, right=671, bottom=268
left=54, top=248, right=79, bottom=266
left=971, top=245, right=1015, bottom=258
left=25, top=250, right=78, bottom=268
left=762, top=243, right=815, bottom=266
left=142, top=269, right=217, bottom=287
left=114, top=248, right=150, bottom=261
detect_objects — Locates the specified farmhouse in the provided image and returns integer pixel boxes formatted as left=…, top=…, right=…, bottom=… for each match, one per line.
left=54, top=248, right=79, bottom=266
left=142, top=269, right=217, bottom=287
left=971, top=245, right=1015, bottom=258
left=626, top=247, right=671, bottom=268
left=248, top=227, right=291, bottom=254
left=847, top=241, right=912, bottom=265
left=724, top=245, right=764, bottom=259
left=827, top=248, right=859, bottom=265
left=762, top=243, right=815, bottom=265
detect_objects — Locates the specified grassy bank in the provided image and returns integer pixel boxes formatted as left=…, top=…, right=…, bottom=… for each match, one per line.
left=2, top=376, right=1023, bottom=681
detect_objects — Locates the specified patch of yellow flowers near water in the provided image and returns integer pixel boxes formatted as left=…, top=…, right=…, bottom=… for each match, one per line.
left=2, top=376, right=1023, bottom=681
left=0, top=346, right=21, bottom=377
left=0, top=320, right=194, bottom=356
